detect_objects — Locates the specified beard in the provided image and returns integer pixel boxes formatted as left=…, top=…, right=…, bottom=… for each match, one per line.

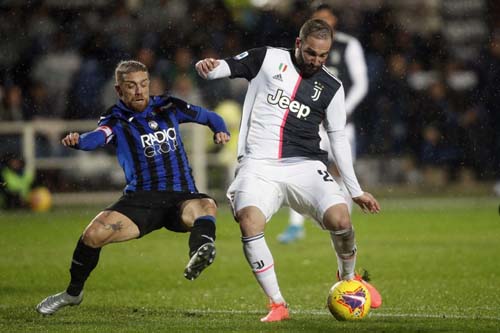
left=127, top=97, right=149, bottom=112
left=296, top=53, right=322, bottom=78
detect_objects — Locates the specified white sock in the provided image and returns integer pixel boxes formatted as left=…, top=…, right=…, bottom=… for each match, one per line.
left=330, top=229, right=357, bottom=280
left=289, top=209, right=305, bottom=227
left=242, top=233, right=285, bottom=304
left=335, top=253, right=356, bottom=280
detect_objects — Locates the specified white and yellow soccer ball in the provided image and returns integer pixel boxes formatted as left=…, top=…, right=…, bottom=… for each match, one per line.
left=327, top=279, right=371, bottom=321
left=29, top=186, right=52, bottom=212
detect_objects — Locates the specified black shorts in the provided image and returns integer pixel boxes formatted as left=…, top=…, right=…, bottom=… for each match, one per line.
left=106, top=191, right=214, bottom=238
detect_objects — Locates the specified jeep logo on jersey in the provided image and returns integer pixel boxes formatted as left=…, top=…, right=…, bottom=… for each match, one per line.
left=312, top=81, right=324, bottom=101
left=267, top=89, right=311, bottom=119
left=140, top=128, right=178, bottom=157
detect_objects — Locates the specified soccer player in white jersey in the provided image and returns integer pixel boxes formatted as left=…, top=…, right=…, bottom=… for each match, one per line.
left=196, top=19, right=380, bottom=322
left=278, top=4, right=369, bottom=245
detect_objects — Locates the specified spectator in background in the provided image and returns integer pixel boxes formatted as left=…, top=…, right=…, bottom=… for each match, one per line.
left=372, top=53, right=412, bottom=155
left=417, top=80, right=460, bottom=175
left=0, top=85, right=24, bottom=121
left=65, top=34, right=108, bottom=119
left=31, top=31, right=81, bottom=118
left=23, top=81, right=51, bottom=120
left=101, top=0, right=137, bottom=58
left=476, top=30, right=500, bottom=194
left=0, top=154, right=34, bottom=210
left=170, top=75, right=204, bottom=107
left=165, top=47, right=198, bottom=87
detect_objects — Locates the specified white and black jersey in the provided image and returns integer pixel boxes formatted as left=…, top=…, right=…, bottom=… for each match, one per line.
left=206, top=46, right=363, bottom=197
left=324, top=32, right=368, bottom=117
left=221, top=47, right=346, bottom=164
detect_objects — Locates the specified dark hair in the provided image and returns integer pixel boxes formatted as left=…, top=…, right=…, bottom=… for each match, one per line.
left=314, top=3, right=335, bottom=15
left=114, top=60, right=148, bottom=84
left=299, top=19, right=333, bottom=41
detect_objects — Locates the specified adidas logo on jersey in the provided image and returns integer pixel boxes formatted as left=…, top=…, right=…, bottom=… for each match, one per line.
left=267, top=89, right=311, bottom=119
left=272, top=73, right=283, bottom=81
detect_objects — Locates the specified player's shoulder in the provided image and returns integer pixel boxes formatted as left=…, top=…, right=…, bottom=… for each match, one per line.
left=320, top=66, right=343, bottom=90
left=98, top=105, right=119, bottom=123
left=265, top=46, right=290, bottom=56
left=232, top=46, right=269, bottom=61
left=156, top=94, right=190, bottom=111
left=259, top=47, right=293, bottom=64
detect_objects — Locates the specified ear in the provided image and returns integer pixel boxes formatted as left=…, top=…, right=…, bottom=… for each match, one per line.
left=295, top=37, right=301, bottom=49
left=114, top=84, right=122, bottom=97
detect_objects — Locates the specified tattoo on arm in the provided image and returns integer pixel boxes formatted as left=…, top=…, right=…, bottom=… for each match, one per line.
left=96, top=219, right=124, bottom=231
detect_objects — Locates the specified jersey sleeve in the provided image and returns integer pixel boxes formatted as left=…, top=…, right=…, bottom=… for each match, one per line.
left=224, top=47, right=267, bottom=81
left=323, top=85, right=347, bottom=133
left=76, top=113, right=116, bottom=150
left=344, top=38, right=368, bottom=116
left=97, top=110, right=116, bottom=144
left=167, top=96, right=229, bottom=134
left=323, top=85, right=363, bottom=197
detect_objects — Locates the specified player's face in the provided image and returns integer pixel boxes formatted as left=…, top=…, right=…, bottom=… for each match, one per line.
left=116, top=71, right=150, bottom=112
left=295, top=36, right=331, bottom=77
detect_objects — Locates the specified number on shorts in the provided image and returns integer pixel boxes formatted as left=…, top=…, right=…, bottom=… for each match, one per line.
left=317, top=169, right=334, bottom=182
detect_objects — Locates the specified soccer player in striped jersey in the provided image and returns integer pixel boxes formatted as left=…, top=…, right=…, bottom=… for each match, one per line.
left=36, top=60, right=230, bottom=315
left=196, top=19, right=379, bottom=322
left=277, top=4, right=381, bottom=309
left=279, top=4, right=368, bottom=244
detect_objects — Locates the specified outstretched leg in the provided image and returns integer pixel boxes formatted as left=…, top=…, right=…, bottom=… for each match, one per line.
left=36, top=210, right=139, bottom=315
left=238, top=206, right=289, bottom=322
left=181, top=198, right=217, bottom=280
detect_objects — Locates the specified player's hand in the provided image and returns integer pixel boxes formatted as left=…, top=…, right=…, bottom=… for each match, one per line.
left=352, top=192, right=380, bottom=214
left=214, top=132, right=230, bottom=145
left=196, top=58, right=220, bottom=79
left=61, top=132, right=80, bottom=147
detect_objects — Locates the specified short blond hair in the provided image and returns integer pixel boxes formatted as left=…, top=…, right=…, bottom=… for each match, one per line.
left=114, top=60, right=148, bottom=84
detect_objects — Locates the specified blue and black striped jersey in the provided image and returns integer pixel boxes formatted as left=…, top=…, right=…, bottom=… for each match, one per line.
left=79, top=95, right=228, bottom=193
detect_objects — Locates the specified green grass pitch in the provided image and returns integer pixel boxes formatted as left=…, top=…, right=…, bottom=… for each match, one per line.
left=1, top=197, right=499, bottom=332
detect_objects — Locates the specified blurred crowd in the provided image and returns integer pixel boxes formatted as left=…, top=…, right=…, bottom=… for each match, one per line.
left=0, top=0, right=499, bottom=185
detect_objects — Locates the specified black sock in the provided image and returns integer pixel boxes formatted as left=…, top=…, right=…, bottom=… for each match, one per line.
left=66, top=237, right=101, bottom=296
left=189, top=216, right=216, bottom=256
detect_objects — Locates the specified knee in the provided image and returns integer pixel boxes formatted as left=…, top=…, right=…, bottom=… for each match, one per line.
left=235, top=207, right=265, bottom=237
left=199, top=198, right=217, bottom=215
left=81, top=227, right=105, bottom=248
left=323, top=204, right=351, bottom=231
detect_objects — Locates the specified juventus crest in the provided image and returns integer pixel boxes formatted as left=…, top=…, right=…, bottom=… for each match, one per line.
left=312, top=81, right=324, bottom=101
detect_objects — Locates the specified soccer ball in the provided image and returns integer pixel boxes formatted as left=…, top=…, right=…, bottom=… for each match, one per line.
left=29, top=187, right=52, bottom=212
left=327, top=280, right=371, bottom=321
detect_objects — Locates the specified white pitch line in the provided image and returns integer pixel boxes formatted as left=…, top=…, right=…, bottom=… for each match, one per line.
left=179, top=308, right=500, bottom=321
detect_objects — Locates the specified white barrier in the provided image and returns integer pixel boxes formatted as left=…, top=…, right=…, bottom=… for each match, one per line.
left=0, top=120, right=210, bottom=194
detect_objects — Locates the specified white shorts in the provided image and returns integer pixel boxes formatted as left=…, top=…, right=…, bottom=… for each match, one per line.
left=226, top=158, right=347, bottom=228
left=319, top=123, right=356, bottom=163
